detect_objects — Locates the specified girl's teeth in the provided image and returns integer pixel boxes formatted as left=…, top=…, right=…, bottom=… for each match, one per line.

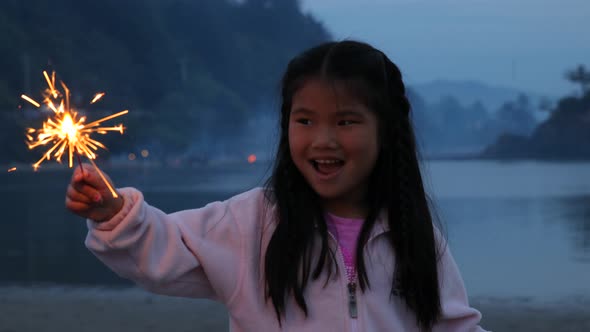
left=312, top=159, right=344, bottom=174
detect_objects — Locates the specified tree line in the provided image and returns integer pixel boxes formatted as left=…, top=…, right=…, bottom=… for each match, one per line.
left=1, top=0, right=588, bottom=163
left=482, top=65, right=590, bottom=160
left=0, top=0, right=330, bottom=163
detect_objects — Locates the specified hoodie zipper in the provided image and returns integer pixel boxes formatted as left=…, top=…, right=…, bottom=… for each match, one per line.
left=347, top=282, right=358, bottom=318
left=327, top=231, right=358, bottom=319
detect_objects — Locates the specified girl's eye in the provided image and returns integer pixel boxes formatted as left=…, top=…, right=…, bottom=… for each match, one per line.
left=296, top=119, right=311, bottom=125
left=338, top=120, right=358, bottom=126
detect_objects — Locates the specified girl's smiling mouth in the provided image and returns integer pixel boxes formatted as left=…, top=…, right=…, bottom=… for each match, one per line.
left=310, top=159, right=345, bottom=177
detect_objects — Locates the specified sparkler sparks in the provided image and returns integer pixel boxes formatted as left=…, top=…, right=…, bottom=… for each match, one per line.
left=91, top=92, right=105, bottom=104
left=20, top=95, right=40, bottom=108
left=21, top=71, right=128, bottom=198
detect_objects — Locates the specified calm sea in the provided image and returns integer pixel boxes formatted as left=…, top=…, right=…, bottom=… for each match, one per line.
left=1, top=160, right=589, bottom=301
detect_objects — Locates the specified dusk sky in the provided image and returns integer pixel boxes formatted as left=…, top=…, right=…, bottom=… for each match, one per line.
left=301, top=0, right=590, bottom=97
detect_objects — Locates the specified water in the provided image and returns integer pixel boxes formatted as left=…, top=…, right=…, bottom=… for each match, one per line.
left=1, top=160, right=588, bottom=301
left=422, top=161, right=590, bottom=300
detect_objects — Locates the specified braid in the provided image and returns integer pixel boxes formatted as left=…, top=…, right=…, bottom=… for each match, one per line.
left=392, top=93, right=416, bottom=300
left=389, top=93, right=441, bottom=331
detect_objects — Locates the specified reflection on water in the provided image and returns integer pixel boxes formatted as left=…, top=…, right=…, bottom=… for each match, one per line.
left=557, top=197, right=590, bottom=259
left=423, top=161, right=590, bottom=300
left=438, top=195, right=590, bottom=300
left=1, top=161, right=589, bottom=301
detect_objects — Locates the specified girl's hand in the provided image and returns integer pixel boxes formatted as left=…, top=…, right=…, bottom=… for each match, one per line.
left=65, top=163, right=124, bottom=222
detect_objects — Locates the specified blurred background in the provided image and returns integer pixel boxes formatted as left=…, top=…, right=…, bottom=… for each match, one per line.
left=0, top=0, right=589, bottom=331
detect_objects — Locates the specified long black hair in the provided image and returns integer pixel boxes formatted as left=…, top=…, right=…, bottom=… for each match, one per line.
left=264, top=40, right=442, bottom=330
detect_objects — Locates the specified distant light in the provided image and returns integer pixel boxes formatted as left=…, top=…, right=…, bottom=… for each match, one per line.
left=128, top=153, right=136, bottom=161
left=141, top=149, right=149, bottom=158
left=247, top=154, right=256, bottom=164
left=7, top=167, right=16, bottom=172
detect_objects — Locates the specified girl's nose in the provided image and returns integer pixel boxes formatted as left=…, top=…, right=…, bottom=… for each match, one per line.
left=311, top=128, right=339, bottom=149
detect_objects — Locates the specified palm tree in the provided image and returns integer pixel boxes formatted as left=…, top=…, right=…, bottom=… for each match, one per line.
left=565, top=64, right=590, bottom=95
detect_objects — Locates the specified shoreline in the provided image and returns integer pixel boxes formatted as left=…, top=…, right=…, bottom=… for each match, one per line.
left=1, top=286, right=588, bottom=331
left=4, top=157, right=590, bottom=173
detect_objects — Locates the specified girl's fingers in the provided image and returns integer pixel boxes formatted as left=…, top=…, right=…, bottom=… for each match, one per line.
left=72, top=163, right=113, bottom=195
left=75, top=164, right=100, bottom=185
left=71, top=180, right=103, bottom=203
left=72, top=163, right=92, bottom=182
left=66, top=185, right=93, bottom=204
left=65, top=196, right=91, bottom=213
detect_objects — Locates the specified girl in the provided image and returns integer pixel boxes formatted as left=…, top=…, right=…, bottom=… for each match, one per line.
left=66, top=40, right=486, bottom=331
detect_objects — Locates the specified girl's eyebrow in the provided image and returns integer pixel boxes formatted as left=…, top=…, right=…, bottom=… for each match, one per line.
left=290, top=107, right=315, bottom=115
left=291, top=108, right=367, bottom=117
left=335, top=110, right=366, bottom=117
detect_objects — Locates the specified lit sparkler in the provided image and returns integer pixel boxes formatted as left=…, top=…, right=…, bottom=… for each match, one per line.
left=21, top=71, right=128, bottom=198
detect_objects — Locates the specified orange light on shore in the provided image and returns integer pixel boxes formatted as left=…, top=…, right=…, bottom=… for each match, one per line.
left=247, top=154, right=257, bottom=164
left=7, top=167, right=16, bottom=172
left=21, top=71, right=128, bottom=197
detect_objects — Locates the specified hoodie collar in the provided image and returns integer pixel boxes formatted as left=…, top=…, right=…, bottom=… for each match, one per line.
left=315, top=210, right=390, bottom=242
left=368, top=210, right=390, bottom=241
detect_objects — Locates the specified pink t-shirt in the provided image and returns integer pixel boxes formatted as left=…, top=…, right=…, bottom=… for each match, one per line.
left=325, top=213, right=364, bottom=282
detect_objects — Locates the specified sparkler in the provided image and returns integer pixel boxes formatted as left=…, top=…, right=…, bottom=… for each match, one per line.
left=21, top=71, right=128, bottom=198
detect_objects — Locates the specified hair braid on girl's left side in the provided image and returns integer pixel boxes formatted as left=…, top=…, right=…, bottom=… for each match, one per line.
left=391, top=92, right=442, bottom=331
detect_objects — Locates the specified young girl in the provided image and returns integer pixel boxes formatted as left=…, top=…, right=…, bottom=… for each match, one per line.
left=66, top=40, right=487, bottom=331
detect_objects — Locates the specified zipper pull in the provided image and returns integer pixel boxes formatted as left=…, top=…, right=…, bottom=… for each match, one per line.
left=348, top=282, right=358, bottom=318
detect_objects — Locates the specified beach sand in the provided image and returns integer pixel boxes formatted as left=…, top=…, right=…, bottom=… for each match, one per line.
left=0, top=286, right=588, bottom=332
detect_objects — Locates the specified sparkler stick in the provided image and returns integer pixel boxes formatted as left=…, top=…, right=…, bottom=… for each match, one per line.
left=76, top=154, right=85, bottom=177
left=21, top=71, right=128, bottom=198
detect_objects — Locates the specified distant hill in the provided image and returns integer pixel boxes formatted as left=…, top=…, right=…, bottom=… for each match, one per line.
left=408, top=85, right=539, bottom=157
left=411, top=79, right=554, bottom=117
left=0, top=0, right=331, bottom=163
left=481, top=91, right=590, bottom=160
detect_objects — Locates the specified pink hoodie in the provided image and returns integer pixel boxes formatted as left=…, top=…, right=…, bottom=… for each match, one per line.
left=86, top=187, right=487, bottom=332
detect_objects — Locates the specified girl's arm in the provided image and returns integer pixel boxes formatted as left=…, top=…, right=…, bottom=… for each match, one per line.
left=433, top=243, right=488, bottom=332
left=84, top=187, right=257, bottom=305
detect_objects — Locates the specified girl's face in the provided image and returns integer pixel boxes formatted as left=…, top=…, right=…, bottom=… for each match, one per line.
left=288, top=79, right=379, bottom=218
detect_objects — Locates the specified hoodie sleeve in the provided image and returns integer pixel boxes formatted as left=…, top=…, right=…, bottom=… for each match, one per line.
left=85, top=187, right=262, bottom=305
left=432, top=241, right=488, bottom=332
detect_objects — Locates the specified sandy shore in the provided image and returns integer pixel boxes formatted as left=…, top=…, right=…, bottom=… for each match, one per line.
left=1, top=286, right=589, bottom=332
